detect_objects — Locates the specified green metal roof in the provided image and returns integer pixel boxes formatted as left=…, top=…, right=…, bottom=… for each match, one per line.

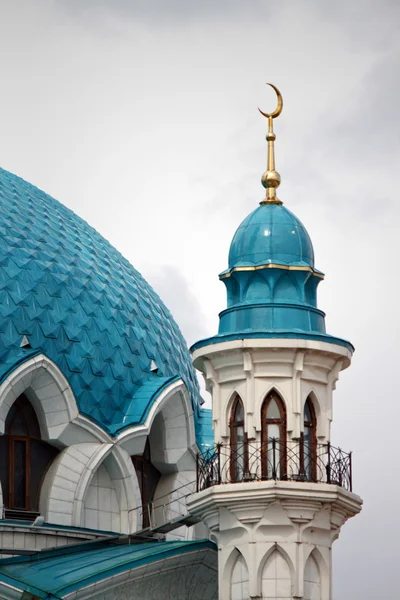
left=0, top=539, right=216, bottom=598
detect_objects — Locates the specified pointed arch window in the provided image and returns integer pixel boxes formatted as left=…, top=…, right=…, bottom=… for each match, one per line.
left=131, top=439, right=161, bottom=527
left=301, top=396, right=317, bottom=481
left=261, top=391, right=286, bottom=480
left=0, top=394, right=59, bottom=516
left=229, top=396, right=247, bottom=482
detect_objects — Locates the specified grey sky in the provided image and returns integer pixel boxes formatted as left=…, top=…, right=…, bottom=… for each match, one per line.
left=0, top=0, right=399, bottom=598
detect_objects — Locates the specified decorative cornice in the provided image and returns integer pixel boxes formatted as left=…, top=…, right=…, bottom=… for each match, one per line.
left=187, top=480, right=363, bottom=527
left=191, top=332, right=354, bottom=356
left=220, top=263, right=324, bottom=280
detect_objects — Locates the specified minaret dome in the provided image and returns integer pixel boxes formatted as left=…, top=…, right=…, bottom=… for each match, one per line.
left=194, top=83, right=352, bottom=352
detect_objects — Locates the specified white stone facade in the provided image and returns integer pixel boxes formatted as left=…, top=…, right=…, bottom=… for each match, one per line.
left=188, top=337, right=363, bottom=600
left=0, top=354, right=199, bottom=550
left=0, top=320, right=363, bottom=600
left=194, top=338, right=351, bottom=447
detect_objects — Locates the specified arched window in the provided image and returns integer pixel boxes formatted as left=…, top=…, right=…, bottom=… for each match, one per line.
left=261, top=391, right=286, bottom=480
left=302, top=396, right=317, bottom=481
left=229, top=396, right=247, bottom=482
left=131, top=439, right=161, bottom=527
left=0, top=394, right=59, bottom=517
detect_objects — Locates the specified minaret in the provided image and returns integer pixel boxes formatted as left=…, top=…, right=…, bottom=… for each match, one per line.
left=187, top=84, right=362, bottom=600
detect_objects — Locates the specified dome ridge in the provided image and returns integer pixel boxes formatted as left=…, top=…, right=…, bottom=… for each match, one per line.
left=0, top=167, right=200, bottom=432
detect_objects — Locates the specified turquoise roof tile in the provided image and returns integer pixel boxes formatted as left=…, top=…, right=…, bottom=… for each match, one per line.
left=0, top=167, right=202, bottom=434
left=0, top=539, right=217, bottom=597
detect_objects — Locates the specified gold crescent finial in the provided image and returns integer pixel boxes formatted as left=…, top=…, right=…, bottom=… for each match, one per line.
left=259, top=83, right=283, bottom=205
left=258, top=83, right=283, bottom=119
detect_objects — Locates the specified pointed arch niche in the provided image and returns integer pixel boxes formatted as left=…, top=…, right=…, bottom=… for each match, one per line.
left=132, top=438, right=161, bottom=528
left=302, top=395, right=317, bottom=481
left=304, top=553, right=321, bottom=600
left=0, top=394, right=59, bottom=515
left=261, top=549, right=292, bottom=599
left=229, top=395, right=247, bottom=482
left=261, top=390, right=286, bottom=480
left=230, top=551, right=249, bottom=600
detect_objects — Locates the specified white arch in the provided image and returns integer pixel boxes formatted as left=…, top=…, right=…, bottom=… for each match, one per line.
left=116, top=379, right=196, bottom=471
left=259, top=545, right=294, bottom=599
left=40, top=443, right=141, bottom=533
left=223, top=546, right=243, bottom=583
left=81, top=445, right=142, bottom=533
left=40, top=442, right=110, bottom=527
left=303, top=546, right=329, bottom=600
left=304, top=551, right=322, bottom=600
left=230, top=550, right=249, bottom=600
left=0, top=354, right=110, bottom=444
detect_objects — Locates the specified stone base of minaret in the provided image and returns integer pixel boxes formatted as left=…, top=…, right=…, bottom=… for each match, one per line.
left=187, top=480, right=362, bottom=600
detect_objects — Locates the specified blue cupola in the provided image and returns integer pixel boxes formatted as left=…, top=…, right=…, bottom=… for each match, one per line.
left=191, top=86, right=353, bottom=353
left=218, top=202, right=325, bottom=335
left=227, top=203, right=315, bottom=269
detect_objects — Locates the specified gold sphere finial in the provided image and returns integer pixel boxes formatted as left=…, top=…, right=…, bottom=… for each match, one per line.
left=259, top=83, right=283, bottom=206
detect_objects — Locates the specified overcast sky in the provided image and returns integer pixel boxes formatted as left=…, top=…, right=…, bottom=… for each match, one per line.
left=0, top=1, right=399, bottom=598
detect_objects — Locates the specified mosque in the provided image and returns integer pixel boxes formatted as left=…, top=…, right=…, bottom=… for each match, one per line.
left=0, top=85, right=362, bottom=599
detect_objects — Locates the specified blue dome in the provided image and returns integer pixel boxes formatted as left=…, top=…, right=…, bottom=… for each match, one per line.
left=0, top=167, right=200, bottom=433
left=228, top=203, right=314, bottom=270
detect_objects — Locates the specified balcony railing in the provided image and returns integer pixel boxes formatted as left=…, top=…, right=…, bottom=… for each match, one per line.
left=196, top=440, right=352, bottom=493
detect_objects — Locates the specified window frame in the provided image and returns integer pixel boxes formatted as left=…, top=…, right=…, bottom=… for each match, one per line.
left=261, top=391, right=287, bottom=480
left=229, top=395, right=248, bottom=482
left=131, top=438, right=161, bottom=527
left=9, top=435, right=30, bottom=511
left=301, top=396, right=317, bottom=481
left=2, top=394, right=58, bottom=514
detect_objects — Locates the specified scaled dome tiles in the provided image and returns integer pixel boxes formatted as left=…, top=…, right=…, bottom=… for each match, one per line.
left=0, top=168, right=200, bottom=432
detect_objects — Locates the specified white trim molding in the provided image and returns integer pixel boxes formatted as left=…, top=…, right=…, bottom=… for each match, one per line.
left=0, top=354, right=111, bottom=445
left=116, top=379, right=197, bottom=471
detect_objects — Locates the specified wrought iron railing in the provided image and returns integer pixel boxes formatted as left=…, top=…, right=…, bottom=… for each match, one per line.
left=196, top=440, right=352, bottom=493
left=129, top=479, right=196, bottom=530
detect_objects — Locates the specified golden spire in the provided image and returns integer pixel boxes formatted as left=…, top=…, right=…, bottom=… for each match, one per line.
left=258, top=83, right=283, bottom=205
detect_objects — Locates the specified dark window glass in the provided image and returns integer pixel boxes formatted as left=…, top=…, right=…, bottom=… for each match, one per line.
left=29, top=439, right=59, bottom=511
left=9, top=411, right=28, bottom=436
left=302, top=397, right=316, bottom=481
left=230, top=396, right=247, bottom=482
left=5, top=397, right=40, bottom=438
left=304, top=400, right=312, bottom=423
left=12, top=440, right=27, bottom=509
left=131, top=439, right=161, bottom=528
left=0, top=436, right=9, bottom=504
left=0, top=394, right=59, bottom=513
